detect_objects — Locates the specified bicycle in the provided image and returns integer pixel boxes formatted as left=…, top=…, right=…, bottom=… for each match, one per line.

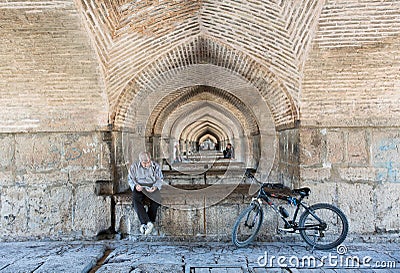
left=232, top=170, right=349, bottom=250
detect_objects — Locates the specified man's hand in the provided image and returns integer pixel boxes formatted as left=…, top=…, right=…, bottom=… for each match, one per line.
left=146, top=186, right=157, bottom=193
left=135, top=184, right=143, bottom=192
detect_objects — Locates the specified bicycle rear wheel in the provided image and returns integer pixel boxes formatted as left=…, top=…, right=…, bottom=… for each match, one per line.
left=232, top=202, right=263, bottom=247
left=299, top=203, right=348, bottom=250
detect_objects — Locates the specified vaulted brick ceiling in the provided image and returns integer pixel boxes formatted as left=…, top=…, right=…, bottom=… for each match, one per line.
left=76, top=0, right=400, bottom=130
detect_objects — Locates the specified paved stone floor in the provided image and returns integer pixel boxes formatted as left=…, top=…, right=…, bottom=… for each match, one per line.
left=0, top=239, right=398, bottom=273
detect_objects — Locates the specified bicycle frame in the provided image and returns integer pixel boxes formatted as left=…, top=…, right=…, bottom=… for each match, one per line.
left=253, top=185, right=325, bottom=232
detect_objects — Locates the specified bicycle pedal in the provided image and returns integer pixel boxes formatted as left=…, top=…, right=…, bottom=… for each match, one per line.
left=278, top=227, right=294, bottom=233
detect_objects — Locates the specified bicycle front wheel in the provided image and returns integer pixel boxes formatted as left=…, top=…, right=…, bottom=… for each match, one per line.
left=299, top=203, right=348, bottom=250
left=232, top=202, right=263, bottom=247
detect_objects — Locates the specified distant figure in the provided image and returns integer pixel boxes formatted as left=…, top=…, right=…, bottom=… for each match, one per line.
left=173, top=141, right=181, bottom=163
left=223, top=143, right=235, bottom=159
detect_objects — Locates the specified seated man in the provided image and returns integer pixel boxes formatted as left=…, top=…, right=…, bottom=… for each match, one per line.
left=223, top=143, right=235, bottom=159
left=128, top=152, right=163, bottom=235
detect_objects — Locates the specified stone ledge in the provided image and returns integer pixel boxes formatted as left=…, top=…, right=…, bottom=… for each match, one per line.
left=113, top=184, right=252, bottom=206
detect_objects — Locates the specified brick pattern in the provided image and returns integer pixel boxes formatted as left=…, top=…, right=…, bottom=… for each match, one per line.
left=77, top=0, right=326, bottom=129
left=302, top=35, right=400, bottom=127
left=148, top=86, right=259, bottom=137
left=316, top=0, right=400, bottom=48
left=0, top=4, right=108, bottom=132
left=1, top=1, right=399, bottom=131
left=113, top=37, right=298, bottom=129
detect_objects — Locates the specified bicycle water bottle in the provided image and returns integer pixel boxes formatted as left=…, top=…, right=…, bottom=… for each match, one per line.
left=279, top=206, right=289, bottom=218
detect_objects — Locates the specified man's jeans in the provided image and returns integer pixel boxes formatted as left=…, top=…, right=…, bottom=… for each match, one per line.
left=132, top=188, right=161, bottom=224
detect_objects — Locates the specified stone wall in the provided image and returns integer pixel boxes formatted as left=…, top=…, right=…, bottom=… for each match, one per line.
left=0, top=2, right=112, bottom=240
left=0, top=132, right=112, bottom=240
left=298, top=127, right=400, bottom=234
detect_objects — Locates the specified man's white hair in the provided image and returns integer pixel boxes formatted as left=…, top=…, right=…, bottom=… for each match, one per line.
left=138, top=151, right=151, bottom=162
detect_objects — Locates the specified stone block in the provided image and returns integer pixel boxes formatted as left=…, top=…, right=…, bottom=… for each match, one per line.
left=1, top=186, right=28, bottom=238
left=299, top=181, right=337, bottom=205
left=371, top=130, right=400, bottom=167
left=278, top=129, right=299, bottom=165
left=73, top=184, right=111, bottom=238
left=61, top=133, right=104, bottom=170
left=114, top=203, right=140, bottom=235
left=338, top=167, right=381, bottom=182
left=374, top=183, right=400, bottom=232
left=68, top=169, right=112, bottom=185
left=0, top=135, right=14, bottom=170
left=159, top=205, right=204, bottom=236
left=300, top=167, right=331, bottom=182
left=15, top=134, right=62, bottom=172
left=205, top=204, right=240, bottom=235
left=257, top=204, right=280, bottom=237
left=0, top=171, right=14, bottom=187
left=299, top=129, right=322, bottom=166
left=371, top=130, right=400, bottom=182
left=26, top=185, right=73, bottom=237
left=14, top=133, right=109, bottom=174
left=326, top=130, right=344, bottom=164
left=17, top=171, right=69, bottom=186
left=347, top=130, right=368, bottom=165
left=337, top=183, right=375, bottom=234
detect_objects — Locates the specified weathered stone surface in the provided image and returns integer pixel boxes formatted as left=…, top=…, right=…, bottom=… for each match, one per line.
left=347, top=130, right=369, bottom=165
left=374, top=183, right=400, bottom=232
left=326, top=130, right=345, bottom=165
left=338, top=167, right=381, bottom=182
left=300, top=181, right=338, bottom=205
left=17, top=171, right=69, bottom=186
left=73, top=184, right=111, bottom=237
left=337, top=183, right=375, bottom=234
left=0, top=131, right=113, bottom=240
left=300, top=167, right=331, bottom=183
left=1, top=186, right=28, bottom=238
left=0, top=135, right=14, bottom=170
left=299, top=129, right=323, bottom=166
left=15, top=134, right=63, bottom=172
left=0, top=171, right=14, bottom=187
left=0, top=241, right=399, bottom=273
left=0, top=242, right=105, bottom=273
left=371, top=130, right=400, bottom=183
left=26, top=185, right=73, bottom=237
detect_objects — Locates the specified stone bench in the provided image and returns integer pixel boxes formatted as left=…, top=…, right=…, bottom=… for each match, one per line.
left=114, top=184, right=280, bottom=240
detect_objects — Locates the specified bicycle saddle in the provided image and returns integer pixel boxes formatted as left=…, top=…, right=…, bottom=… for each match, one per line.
left=292, top=187, right=311, bottom=196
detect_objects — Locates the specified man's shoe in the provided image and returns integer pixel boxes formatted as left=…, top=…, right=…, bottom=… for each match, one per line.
left=144, top=222, right=154, bottom=235
left=139, top=224, right=147, bottom=234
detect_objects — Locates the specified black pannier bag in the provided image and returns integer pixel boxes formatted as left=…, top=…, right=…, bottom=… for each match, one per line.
left=262, top=183, right=293, bottom=196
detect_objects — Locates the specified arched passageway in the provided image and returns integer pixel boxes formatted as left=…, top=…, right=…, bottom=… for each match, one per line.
left=116, top=64, right=282, bottom=193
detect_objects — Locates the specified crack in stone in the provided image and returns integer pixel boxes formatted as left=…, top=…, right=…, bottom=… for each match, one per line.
left=87, top=248, right=114, bottom=273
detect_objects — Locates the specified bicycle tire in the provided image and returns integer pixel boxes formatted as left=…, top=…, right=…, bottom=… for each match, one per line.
left=299, top=203, right=348, bottom=250
left=232, top=202, right=263, bottom=247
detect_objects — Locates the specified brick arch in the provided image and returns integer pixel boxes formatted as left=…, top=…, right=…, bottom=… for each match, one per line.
left=185, top=121, right=227, bottom=143
left=148, top=85, right=258, bottom=139
left=113, top=36, right=299, bottom=130
left=167, top=103, right=242, bottom=142
left=160, top=102, right=252, bottom=164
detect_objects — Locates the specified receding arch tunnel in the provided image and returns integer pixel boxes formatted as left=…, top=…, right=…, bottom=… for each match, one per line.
left=149, top=85, right=259, bottom=167
left=118, top=64, right=280, bottom=193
